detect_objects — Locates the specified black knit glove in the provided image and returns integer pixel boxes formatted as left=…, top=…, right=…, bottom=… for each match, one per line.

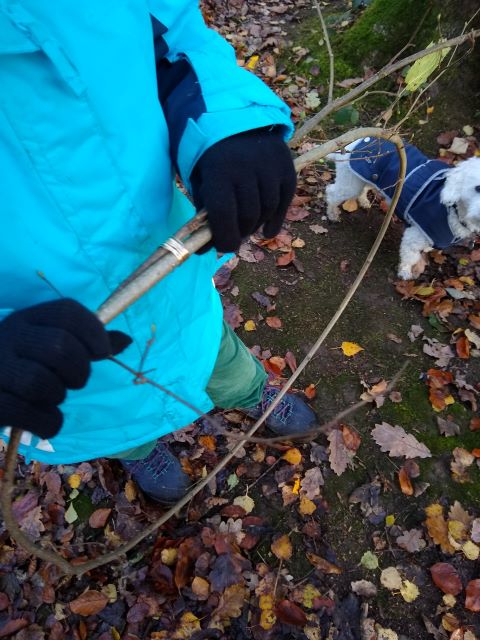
left=0, top=299, right=132, bottom=439
left=191, top=127, right=296, bottom=253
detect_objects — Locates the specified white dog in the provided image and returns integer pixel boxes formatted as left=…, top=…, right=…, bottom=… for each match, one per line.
left=325, top=136, right=480, bottom=279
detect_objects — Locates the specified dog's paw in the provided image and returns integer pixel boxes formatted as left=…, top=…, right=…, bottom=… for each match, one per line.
left=397, top=266, right=414, bottom=280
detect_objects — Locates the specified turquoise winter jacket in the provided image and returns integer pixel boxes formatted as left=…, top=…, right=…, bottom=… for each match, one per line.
left=0, top=0, right=293, bottom=463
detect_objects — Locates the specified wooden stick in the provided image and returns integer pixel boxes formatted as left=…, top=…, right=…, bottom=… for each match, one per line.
left=1, top=130, right=406, bottom=576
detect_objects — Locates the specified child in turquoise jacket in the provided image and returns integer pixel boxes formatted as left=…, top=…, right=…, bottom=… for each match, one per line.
left=0, top=0, right=316, bottom=503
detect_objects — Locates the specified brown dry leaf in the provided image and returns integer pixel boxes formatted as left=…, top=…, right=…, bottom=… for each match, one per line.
left=271, top=534, right=292, bottom=561
left=69, top=590, right=109, bottom=616
left=396, top=528, right=426, bottom=553
left=171, top=612, right=201, bottom=639
left=266, top=316, right=282, bottom=329
left=437, top=416, right=461, bottom=437
left=327, top=428, right=355, bottom=475
left=198, top=435, right=216, bottom=451
left=276, top=250, right=295, bottom=267
left=398, top=466, right=414, bottom=496
left=465, top=579, right=480, bottom=612
left=425, top=503, right=455, bottom=554
left=341, top=424, right=361, bottom=452
left=372, top=422, right=431, bottom=458
left=304, top=384, right=316, bottom=399
left=124, top=480, right=137, bottom=502
left=299, top=496, right=317, bottom=516
left=342, top=198, right=358, bottom=212
left=209, top=584, right=246, bottom=630
left=191, top=577, right=210, bottom=600
left=448, top=501, right=474, bottom=528
left=430, top=563, right=463, bottom=595
left=300, top=467, right=324, bottom=499
left=275, top=600, right=307, bottom=627
left=306, top=552, right=342, bottom=574
left=451, top=447, right=475, bottom=483
left=88, top=508, right=112, bottom=529
left=456, top=336, right=470, bottom=359
left=286, top=206, right=311, bottom=221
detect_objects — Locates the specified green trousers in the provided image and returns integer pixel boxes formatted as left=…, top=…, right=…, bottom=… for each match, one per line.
left=112, top=321, right=267, bottom=460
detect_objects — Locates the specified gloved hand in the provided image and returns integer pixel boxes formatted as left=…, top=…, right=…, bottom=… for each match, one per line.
left=0, top=299, right=132, bottom=439
left=191, top=127, right=296, bottom=253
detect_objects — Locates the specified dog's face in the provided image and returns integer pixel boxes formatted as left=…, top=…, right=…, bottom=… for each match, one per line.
left=441, top=157, right=480, bottom=230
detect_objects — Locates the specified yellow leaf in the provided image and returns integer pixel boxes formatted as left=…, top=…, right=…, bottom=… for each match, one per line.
left=233, top=494, right=255, bottom=514
left=271, top=534, right=292, bottom=561
left=111, top=629, right=121, bottom=640
left=246, top=55, right=259, bottom=70
left=68, top=474, right=81, bottom=489
left=161, top=548, right=178, bottom=566
left=260, top=609, right=276, bottom=630
left=283, top=448, right=302, bottom=465
left=191, top=576, right=210, bottom=599
left=244, top=320, right=256, bottom=331
left=448, top=519, right=467, bottom=541
left=385, top=514, right=395, bottom=527
left=460, top=276, right=475, bottom=286
left=259, top=594, right=275, bottom=611
left=426, top=105, right=435, bottom=114
left=400, top=580, right=419, bottom=602
left=462, top=540, right=480, bottom=560
left=124, top=480, right=137, bottom=502
left=415, top=286, right=435, bottom=297
left=342, top=198, right=358, bottom=212
left=292, top=478, right=301, bottom=494
left=444, top=395, right=455, bottom=406
left=292, top=238, right=305, bottom=248
left=172, top=612, right=201, bottom=639
left=341, top=341, right=364, bottom=357
left=405, top=41, right=450, bottom=92
left=299, top=496, right=317, bottom=515
left=302, top=584, right=321, bottom=608
left=443, top=594, right=456, bottom=608
left=101, top=584, right=117, bottom=604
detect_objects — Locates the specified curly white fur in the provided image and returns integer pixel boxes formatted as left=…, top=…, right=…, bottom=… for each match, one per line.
left=325, top=147, right=480, bottom=279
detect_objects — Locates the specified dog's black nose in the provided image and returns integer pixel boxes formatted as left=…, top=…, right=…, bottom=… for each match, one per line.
left=475, top=185, right=480, bottom=193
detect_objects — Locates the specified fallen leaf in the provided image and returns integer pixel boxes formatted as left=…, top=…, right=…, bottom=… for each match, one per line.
left=68, top=474, right=81, bottom=489
left=342, top=198, right=358, bottom=212
left=306, top=552, right=342, bottom=574
left=275, top=600, right=307, bottom=626
left=465, top=579, right=480, bottom=612
left=266, top=316, right=282, bottom=329
left=283, top=448, right=302, bottom=465
left=286, top=207, right=311, bottom=221
left=124, top=480, right=137, bottom=502
left=244, top=320, right=256, bottom=331
left=172, top=612, right=201, bottom=638
left=430, top=563, right=463, bottom=595
left=88, top=508, right=111, bottom=529
left=300, top=467, right=324, bottom=499
left=341, top=424, right=361, bottom=452
left=351, top=580, right=377, bottom=597
left=425, top=503, right=455, bottom=554
left=360, top=551, right=379, bottom=570
left=209, top=584, right=245, bottom=630
left=380, top=567, right=402, bottom=590
left=191, top=577, right=210, bottom=600
left=299, top=496, right=317, bottom=516
left=462, top=540, right=479, bottom=560
left=271, top=534, right=292, bottom=561
left=451, top=447, right=475, bottom=482
left=233, top=495, right=255, bottom=514
left=341, top=341, right=364, bottom=356
left=400, top=580, right=419, bottom=602
left=396, top=528, right=426, bottom=552
left=309, top=224, right=328, bottom=234
left=328, top=428, right=356, bottom=475
left=398, top=466, right=414, bottom=496
left=456, top=336, right=470, bottom=359
left=372, top=422, right=431, bottom=458
left=304, top=384, right=316, bottom=399
left=276, top=250, right=295, bottom=267
left=69, top=590, right=109, bottom=616
left=437, top=416, right=461, bottom=437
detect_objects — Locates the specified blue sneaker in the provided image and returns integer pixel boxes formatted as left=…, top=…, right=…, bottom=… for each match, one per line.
left=246, top=385, right=317, bottom=436
left=120, top=441, right=191, bottom=504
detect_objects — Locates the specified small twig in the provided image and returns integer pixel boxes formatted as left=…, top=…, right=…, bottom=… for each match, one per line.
left=313, top=0, right=334, bottom=104
left=291, top=28, right=480, bottom=145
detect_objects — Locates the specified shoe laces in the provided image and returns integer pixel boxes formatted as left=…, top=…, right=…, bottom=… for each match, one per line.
left=125, top=442, right=174, bottom=480
left=260, top=386, right=293, bottom=424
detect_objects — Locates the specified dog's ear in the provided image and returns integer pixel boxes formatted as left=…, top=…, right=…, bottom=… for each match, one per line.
left=441, top=164, right=464, bottom=206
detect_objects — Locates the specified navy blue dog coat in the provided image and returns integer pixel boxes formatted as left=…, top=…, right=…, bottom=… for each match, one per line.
left=348, top=137, right=458, bottom=249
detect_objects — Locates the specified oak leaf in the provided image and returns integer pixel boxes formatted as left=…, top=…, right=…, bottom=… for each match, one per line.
left=327, top=428, right=355, bottom=475
left=372, top=422, right=431, bottom=458
left=209, top=584, right=246, bottom=630
left=425, top=503, right=455, bottom=554
left=396, top=528, right=426, bottom=553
